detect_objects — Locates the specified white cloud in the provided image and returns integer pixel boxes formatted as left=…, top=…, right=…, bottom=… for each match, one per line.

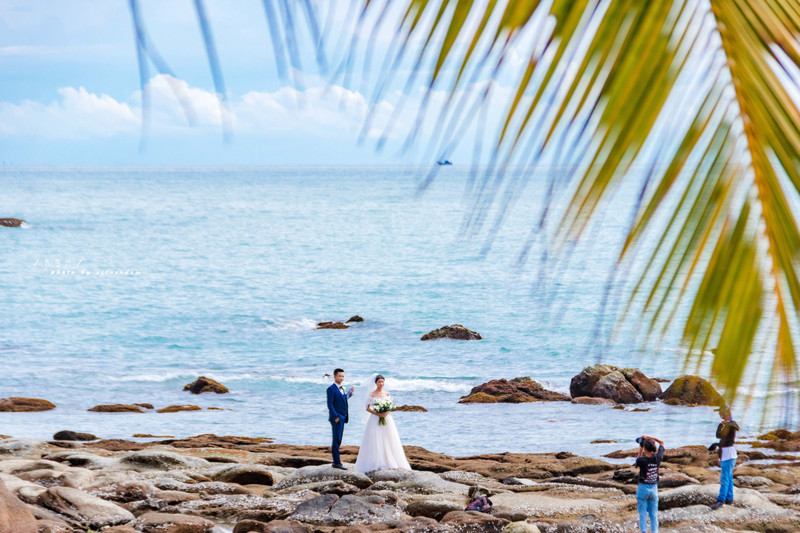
left=0, top=74, right=401, bottom=141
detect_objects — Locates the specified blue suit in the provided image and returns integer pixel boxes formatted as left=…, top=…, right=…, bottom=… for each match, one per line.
left=327, top=383, right=352, bottom=465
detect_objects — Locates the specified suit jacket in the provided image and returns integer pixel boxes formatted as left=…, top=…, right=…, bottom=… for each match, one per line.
left=327, top=383, right=352, bottom=423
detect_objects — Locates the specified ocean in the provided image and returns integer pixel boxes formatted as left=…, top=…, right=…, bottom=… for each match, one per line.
left=0, top=166, right=772, bottom=457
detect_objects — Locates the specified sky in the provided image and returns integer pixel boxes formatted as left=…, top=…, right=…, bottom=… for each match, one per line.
left=0, top=0, right=497, bottom=165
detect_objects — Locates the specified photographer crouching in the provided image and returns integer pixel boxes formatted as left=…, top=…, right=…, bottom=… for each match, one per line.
left=635, top=435, right=665, bottom=533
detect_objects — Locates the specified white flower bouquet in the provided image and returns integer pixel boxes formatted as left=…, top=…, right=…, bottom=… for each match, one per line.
left=373, top=398, right=394, bottom=425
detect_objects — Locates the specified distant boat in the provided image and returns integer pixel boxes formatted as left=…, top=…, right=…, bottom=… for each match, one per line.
left=436, top=160, right=453, bottom=166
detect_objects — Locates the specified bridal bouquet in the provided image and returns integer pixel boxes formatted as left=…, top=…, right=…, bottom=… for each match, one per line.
left=373, top=398, right=394, bottom=425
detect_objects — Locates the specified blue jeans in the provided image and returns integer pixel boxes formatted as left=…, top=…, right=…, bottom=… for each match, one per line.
left=718, top=459, right=735, bottom=502
left=637, top=483, right=658, bottom=533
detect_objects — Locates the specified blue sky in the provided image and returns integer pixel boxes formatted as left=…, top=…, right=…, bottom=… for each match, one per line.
left=0, top=0, right=492, bottom=165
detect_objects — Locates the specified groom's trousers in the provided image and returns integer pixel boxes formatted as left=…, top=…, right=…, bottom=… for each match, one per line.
left=330, top=419, right=345, bottom=465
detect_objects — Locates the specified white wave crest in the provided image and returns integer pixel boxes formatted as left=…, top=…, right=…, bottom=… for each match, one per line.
left=108, top=372, right=257, bottom=383
left=271, top=375, right=473, bottom=392
left=262, top=317, right=318, bottom=331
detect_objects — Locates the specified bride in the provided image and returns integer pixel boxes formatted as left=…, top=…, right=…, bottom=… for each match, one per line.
left=354, top=374, right=412, bottom=473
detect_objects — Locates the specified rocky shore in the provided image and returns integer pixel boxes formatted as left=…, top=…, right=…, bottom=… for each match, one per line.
left=1, top=433, right=800, bottom=533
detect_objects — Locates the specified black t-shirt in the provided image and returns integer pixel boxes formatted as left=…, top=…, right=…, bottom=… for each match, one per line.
left=635, top=445, right=665, bottom=484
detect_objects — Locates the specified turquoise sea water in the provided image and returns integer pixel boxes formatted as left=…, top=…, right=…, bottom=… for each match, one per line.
left=0, top=166, right=768, bottom=456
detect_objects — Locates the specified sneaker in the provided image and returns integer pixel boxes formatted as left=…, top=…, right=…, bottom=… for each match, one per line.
left=725, top=500, right=734, bottom=505
left=710, top=500, right=724, bottom=510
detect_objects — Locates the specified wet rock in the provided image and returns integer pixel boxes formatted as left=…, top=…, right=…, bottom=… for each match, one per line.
left=0, top=218, right=25, bottom=227
left=460, top=378, right=569, bottom=404
left=211, top=464, right=275, bottom=485
left=440, top=510, right=507, bottom=532
left=0, top=397, right=56, bottom=412
left=183, top=376, right=230, bottom=394
left=157, top=405, right=203, bottom=413
left=134, top=511, right=215, bottom=532
left=120, top=450, right=210, bottom=470
left=87, top=404, right=145, bottom=413
left=405, top=499, right=463, bottom=520
left=570, top=397, right=614, bottom=405
left=134, top=403, right=155, bottom=410
left=234, top=520, right=312, bottom=533
left=345, top=315, right=364, bottom=323
left=568, top=364, right=619, bottom=398
left=274, top=465, right=373, bottom=490
left=52, top=430, right=98, bottom=442
left=37, top=486, right=135, bottom=528
left=421, top=324, right=482, bottom=341
left=316, top=322, right=349, bottom=329
left=0, top=479, right=37, bottom=533
left=392, top=405, right=428, bottom=412
left=661, top=375, right=725, bottom=407
left=758, top=429, right=795, bottom=441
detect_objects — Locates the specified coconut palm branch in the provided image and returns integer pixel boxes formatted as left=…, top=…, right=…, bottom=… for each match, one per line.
left=350, top=0, right=800, bottom=405
left=130, top=0, right=800, bottom=406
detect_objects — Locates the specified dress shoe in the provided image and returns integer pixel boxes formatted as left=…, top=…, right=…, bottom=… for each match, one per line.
left=332, top=463, right=347, bottom=470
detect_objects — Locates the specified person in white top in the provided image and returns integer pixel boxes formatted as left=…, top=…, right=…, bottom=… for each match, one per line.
left=710, top=405, right=739, bottom=509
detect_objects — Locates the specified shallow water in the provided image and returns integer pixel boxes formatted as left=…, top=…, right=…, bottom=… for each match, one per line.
left=0, top=166, right=776, bottom=456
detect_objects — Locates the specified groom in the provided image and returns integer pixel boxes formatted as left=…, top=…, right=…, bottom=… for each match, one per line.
left=327, top=368, right=354, bottom=470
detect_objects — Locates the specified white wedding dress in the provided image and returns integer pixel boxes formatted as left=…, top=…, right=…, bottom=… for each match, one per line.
left=354, top=395, right=412, bottom=473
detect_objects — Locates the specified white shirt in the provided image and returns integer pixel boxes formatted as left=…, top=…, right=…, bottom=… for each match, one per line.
left=720, top=446, right=737, bottom=461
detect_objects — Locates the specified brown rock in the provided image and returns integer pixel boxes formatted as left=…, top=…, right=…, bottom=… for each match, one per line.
left=569, top=364, right=619, bottom=398
left=0, top=218, right=25, bottom=227
left=591, top=371, right=643, bottom=403
left=316, top=322, right=349, bottom=329
left=421, top=324, right=482, bottom=341
left=0, top=397, right=56, bottom=412
left=392, top=405, right=428, bottom=412
left=183, top=376, right=229, bottom=394
left=52, top=430, right=97, bottom=441
left=405, top=500, right=463, bottom=520
left=133, top=434, right=175, bottom=438
left=459, top=377, right=569, bottom=403
left=345, top=315, right=364, bottom=323
left=0, top=479, right=37, bottom=533
left=134, top=403, right=154, bottom=409
left=233, top=519, right=312, bottom=533
left=458, top=392, right=497, bottom=403
left=661, top=375, right=725, bottom=406
left=101, top=527, right=139, bottom=533
left=758, top=429, right=794, bottom=441
left=157, top=405, right=202, bottom=413
left=440, top=510, right=507, bottom=531
left=35, top=519, right=73, bottom=533
left=622, top=368, right=663, bottom=401
left=135, top=511, right=215, bottom=533
left=88, top=404, right=145, bottom=413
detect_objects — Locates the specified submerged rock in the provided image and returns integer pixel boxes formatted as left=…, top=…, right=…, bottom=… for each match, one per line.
left=345, top=315, right=364, bottom=323
left=392, top=405, right=428, bottom=412
left=183, top=376, right=229, bottom=394
left=316, top=322, right=349, bottom=329
left=661, top=375, right=724, bottom=407
left=88, top=404, right=145, bottom=413
left=460, top=377, right=569, bottom=403
left=421, top=324, right=482, bottom=341
left=0, top=397, right=56, bottom=412
left=157, top=404, right=203, bottom=413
